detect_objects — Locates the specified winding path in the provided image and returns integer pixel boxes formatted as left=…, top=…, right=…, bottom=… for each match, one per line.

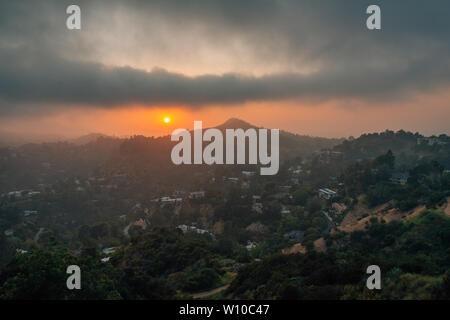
left=123, top=223, right=131, bottom=237
left=34, top=227, right=44, bottom=243
left=192, top=284, right=230, bottom=299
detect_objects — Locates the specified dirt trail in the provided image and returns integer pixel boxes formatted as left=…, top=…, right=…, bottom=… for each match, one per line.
left=34, top=227, right=44, bottom=243
left=193, top=284, right=230, bottom=299
left=123, top=223, right=131, bottom=237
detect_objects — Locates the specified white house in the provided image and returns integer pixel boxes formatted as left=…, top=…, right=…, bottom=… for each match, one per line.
left=318, top=188, right=337, bottom=199
left=189, top=191, right=205, bottom=199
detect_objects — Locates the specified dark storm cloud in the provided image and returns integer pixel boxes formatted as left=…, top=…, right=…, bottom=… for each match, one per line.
left=0, top=0, right=450, bottom=114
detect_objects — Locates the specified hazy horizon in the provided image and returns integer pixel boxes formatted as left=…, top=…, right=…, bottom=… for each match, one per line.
left=1, top=115, right=448, bottom=146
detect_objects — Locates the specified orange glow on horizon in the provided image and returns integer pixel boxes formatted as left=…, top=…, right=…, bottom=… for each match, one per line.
left=2, top=87, right=450, bottom=140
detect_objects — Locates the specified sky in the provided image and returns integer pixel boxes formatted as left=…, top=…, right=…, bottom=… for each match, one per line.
left=0, top=0, right=449, bottom=139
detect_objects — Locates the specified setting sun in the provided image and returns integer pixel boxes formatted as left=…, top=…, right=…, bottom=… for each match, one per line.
left=163, top=116, right=171, bottom=124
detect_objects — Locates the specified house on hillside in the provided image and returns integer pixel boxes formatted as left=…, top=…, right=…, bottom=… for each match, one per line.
left=24, top=210, right=39, bottom=217
left=252, top=195, right=261, bottom=202
left=252, top=202, right=263, bottom=214
left=280, top=206, right=291, bottom=215
left=245, top=241, right=257, bottom=251
left=189, top=191, right=205, bottom=199
left=102, top=247, right=117, bottom=255
left=390, top=172, right=409, bottom=185
left=318, top=188, right=337, bottom=199
left=160, top=196, right=182, bottom=207
left=331, top=202, right=347, bottom=215
left=177, top=225, right=215, bottom=239
left=284, top=230, right=305, bottom=241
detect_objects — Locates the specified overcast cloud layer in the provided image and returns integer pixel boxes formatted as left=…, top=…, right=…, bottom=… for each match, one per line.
left=1, top=0, right=450, bottom=114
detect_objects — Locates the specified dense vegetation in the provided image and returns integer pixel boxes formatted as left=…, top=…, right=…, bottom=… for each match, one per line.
left=0, top=126, right=449, bottom=300
left=0, top=240, right=119, bottom=299
left=228, top=210, right=450, bottom=300
left=341, top=150, right=450, bottom=209
left=2, top=210, right=449, bottom=300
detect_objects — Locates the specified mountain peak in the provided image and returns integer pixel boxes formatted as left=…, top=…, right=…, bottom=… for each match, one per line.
left=218, top=118, right=255, bottom=129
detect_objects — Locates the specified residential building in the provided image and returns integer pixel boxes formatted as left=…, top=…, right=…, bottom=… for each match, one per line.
left=318, top=188, right=337, bottom=199
left=331, top=202, right=347, bottom=215
left=189, top=191, right=205, bottom=199
left=390, top=172, right=409, bottom=185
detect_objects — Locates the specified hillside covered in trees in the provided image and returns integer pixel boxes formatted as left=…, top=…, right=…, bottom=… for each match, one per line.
left=0, top=126, right=449, bottom=300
